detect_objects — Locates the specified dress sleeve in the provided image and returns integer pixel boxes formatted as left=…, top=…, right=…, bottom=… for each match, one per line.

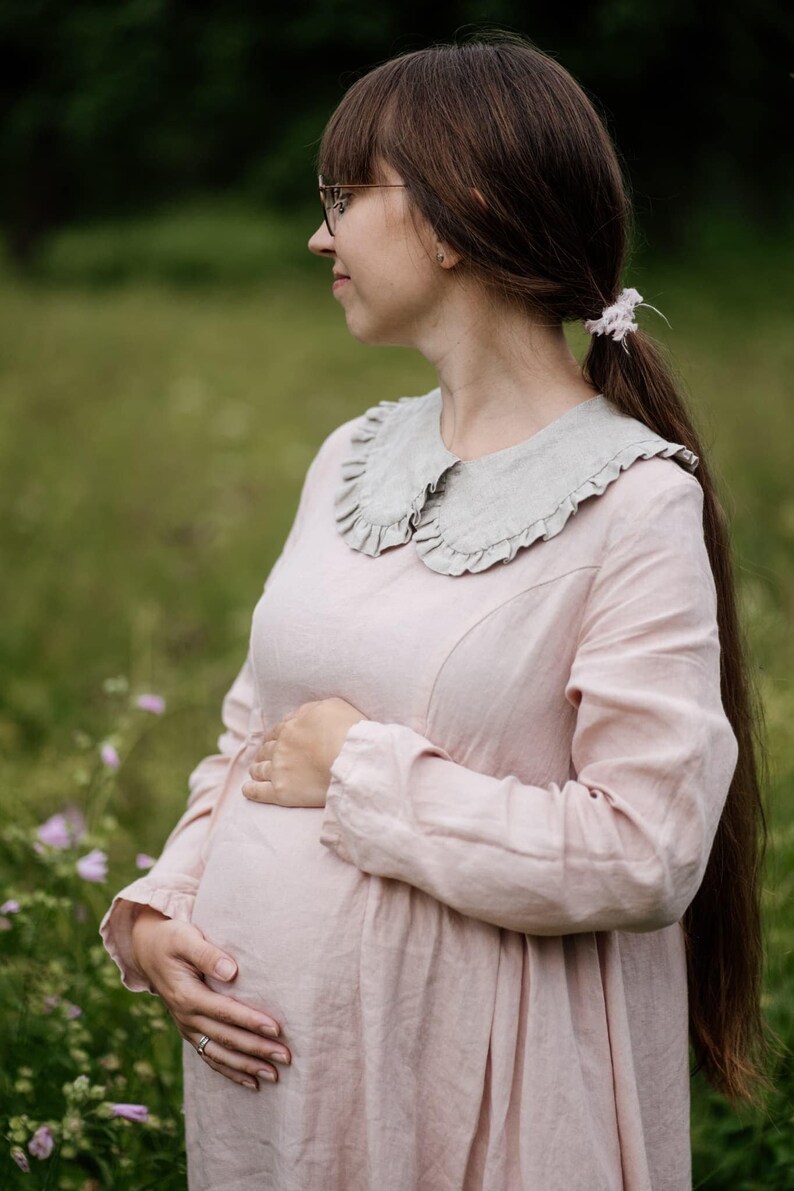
left=98, top=653, right=258, bottom=992
left=319, top=474, right=740, bottom=936
left=100, top=436, right=329, bottom=992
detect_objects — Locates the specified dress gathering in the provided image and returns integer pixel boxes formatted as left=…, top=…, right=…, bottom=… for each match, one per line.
left=100, top=387, right=739, bottom=1190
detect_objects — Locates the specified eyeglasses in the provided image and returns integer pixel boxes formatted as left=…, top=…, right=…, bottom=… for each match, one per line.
left=318, top=173, right=407, bottom=236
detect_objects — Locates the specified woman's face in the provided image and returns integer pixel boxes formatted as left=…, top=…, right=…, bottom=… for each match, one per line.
left=307, top=160, right=452, bottom=348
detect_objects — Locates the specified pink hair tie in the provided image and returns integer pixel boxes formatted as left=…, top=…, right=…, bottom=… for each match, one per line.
left=584, top=287, right=670, bottom=353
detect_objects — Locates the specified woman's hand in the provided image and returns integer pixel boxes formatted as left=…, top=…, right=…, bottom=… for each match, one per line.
left=242, top=697, right=368, bottom=809
left=130, top=906, right=291, bottom=1090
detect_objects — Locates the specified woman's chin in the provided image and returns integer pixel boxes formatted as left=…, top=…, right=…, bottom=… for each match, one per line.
left=345, top=318, right=410, bottom=348
left=344, top=318, right=383, bottom=346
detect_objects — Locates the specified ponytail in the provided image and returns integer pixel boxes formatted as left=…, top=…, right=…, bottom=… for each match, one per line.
left=584, top=323, right=777, bottom=1105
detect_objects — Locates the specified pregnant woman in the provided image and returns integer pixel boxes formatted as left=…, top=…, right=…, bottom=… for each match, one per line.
left=100, top=33, right=769, bottom=1191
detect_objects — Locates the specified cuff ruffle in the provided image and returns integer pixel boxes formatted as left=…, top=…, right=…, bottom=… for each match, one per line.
left=319, top=721, right=373, bottom=865
left=98, top=876, right=199, bottom=994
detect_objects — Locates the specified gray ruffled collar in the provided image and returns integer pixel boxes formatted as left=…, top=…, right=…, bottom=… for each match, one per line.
left=334, top=387, right=699, bottom=576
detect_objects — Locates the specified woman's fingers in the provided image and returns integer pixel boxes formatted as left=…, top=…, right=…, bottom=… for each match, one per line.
left=188, top=1041, right=263, bottom=1091
left=248, top=760, right=272, bottom=781
left=161, top=951, right=282, bottom=1038
left=180, top=981, right=284, bottom=1042
left=139, top=920, right=293, bottom=1092
left=135, top=919, right=291, bottom=1093
left=187, top=1013, right=291, bottom=1071
left=167, top=980, right=291, bottom=1090
left=176, top=925, right=240, bottom=987
left=252, top=739, right=276, bottom=764
left=187, top=1028, right=281, bottom=1085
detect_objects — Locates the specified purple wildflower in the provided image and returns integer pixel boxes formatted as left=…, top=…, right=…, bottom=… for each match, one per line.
left=66, top=1002, right=82, bottom=1019
left=28, top=1125, right=54, bottom=1160
left=36, top=813, right=72, bottom=849
left=11, top=1146, right=30, bottom=1171
left=76, top=848, right=108, bottom=883
left=36, top=807, right=87, bottom=849
left=111, top=1103, right=149, bottom=1123
left=135, top=853, right=156, bottom=870
left=100, top=742, right=120, bottom=769
left=0, top=899, right=20, bottom=914
left=135, top=693, right=165, bottom=715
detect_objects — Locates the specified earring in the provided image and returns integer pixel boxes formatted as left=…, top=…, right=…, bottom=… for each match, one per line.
left=436, top=251, right=445, bottom=262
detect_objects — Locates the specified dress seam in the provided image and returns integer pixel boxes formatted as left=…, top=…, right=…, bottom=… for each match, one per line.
left=423, top=564, right=601, bottom=728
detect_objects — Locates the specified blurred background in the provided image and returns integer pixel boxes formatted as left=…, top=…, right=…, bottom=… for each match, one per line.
left=0, top=6, right=792, bottom=1188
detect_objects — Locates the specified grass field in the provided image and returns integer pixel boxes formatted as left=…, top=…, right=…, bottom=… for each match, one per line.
left=1, top=209, right=792, bottom=1186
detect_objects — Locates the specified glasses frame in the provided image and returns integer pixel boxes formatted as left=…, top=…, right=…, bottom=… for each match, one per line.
left=318, top=173, right=407, bottom=236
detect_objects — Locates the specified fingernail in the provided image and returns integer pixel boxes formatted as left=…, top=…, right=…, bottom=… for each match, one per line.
left=270, top=1052, right=290, bottom=1065
left=215, top=958, right=236, bottom=980
left=243, top=1079, right=258, bottom=1090
left=260, top=1023, right=279, bottom=1038
left=257, top=1069, right=277, bottom=1082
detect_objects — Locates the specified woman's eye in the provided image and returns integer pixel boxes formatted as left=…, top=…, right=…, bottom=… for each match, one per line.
left=336, top=192, right=353, bottom=214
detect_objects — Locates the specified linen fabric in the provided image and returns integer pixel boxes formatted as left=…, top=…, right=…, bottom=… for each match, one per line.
left=100, top=389, right=738, bottom=1190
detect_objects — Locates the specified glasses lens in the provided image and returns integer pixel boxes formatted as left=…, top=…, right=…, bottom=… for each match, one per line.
left=319, top=175, right=338, bottom=234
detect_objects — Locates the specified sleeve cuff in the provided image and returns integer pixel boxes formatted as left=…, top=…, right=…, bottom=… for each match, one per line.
left=318, top=720, right=376, bottom=864
left=318, top=719, right=452, bottom=868
left=98, top=876, right=199, bottom=994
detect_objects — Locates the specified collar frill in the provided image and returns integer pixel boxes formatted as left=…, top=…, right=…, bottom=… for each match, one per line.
left=334, top=387, right=699, bottom=577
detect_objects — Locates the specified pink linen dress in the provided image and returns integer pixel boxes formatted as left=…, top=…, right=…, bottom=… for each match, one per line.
left=100, top=388, right=738, bottom=1191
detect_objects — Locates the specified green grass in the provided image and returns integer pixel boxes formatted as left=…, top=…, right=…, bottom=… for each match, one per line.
left=18, top=198, right=324, bottom=289
left=0, top=208, right=792, bottom=1186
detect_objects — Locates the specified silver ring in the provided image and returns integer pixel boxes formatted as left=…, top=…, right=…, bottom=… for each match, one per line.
left=196, top=1034, right=210, bottom=1056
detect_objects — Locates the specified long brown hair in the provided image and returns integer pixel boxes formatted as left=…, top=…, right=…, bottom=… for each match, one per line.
left=317, top=30, right=775, bottom=1107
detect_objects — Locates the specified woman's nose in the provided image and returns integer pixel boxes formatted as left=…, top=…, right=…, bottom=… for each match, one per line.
left=307, top=221, right=334, bottom=257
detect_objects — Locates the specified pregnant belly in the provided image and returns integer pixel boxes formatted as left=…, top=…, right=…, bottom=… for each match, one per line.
left=190, top=790, right=370, bottom=1041
left=186, top=789, right=514, bottom=1188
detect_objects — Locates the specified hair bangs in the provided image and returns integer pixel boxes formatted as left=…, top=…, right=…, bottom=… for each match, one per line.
left=316, top=64, right=409, bottom=187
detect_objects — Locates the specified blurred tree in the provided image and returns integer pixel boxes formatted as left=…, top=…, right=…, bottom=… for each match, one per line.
left=0, top=0, right=790, bottom=265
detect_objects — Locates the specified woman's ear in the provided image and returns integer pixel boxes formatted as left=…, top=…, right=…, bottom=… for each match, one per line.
left=435, top=242, right=463, bottom=269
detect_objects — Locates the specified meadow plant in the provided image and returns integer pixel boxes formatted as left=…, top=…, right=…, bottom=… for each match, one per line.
left=1, top=679, right=187, bottom=1189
